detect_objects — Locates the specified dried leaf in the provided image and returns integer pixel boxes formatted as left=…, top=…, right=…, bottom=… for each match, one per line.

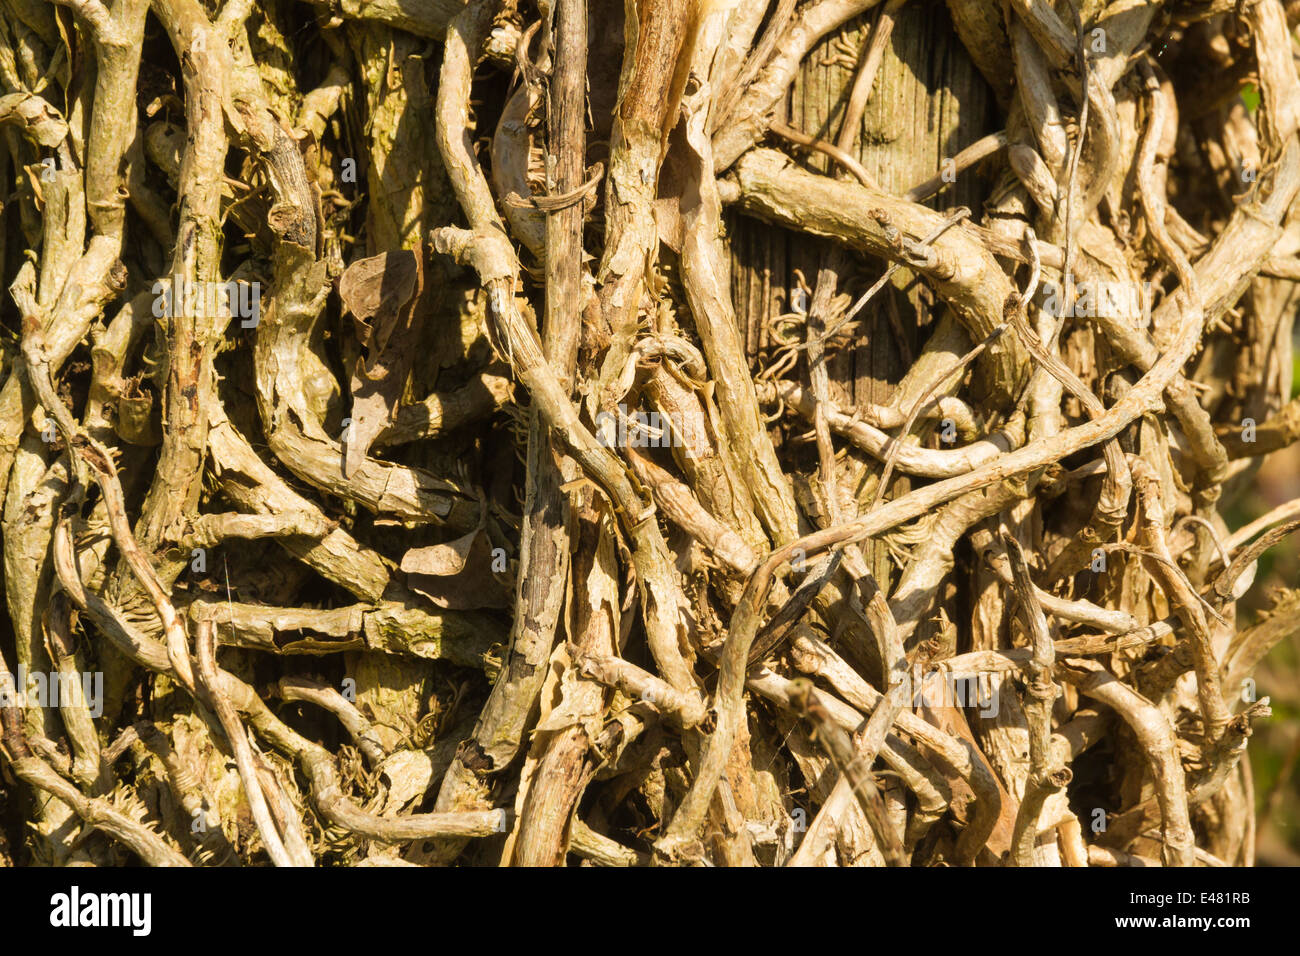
left=337, top=248, right=419, bottom=351
left=401, top=528, right=482, bottom=577
left=377, top=750, right=434, bottom=816
left=340, top=242, right=424, bottom=477
left=401, top=526, right=511, bottom=609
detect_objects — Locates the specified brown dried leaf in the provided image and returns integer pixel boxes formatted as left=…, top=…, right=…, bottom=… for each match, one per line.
left=401, top=528, right=482, bottom=577
left=340, top=243, right=424, bottom=477
left=337, top=248, right=419, bottom=351
left=401, top=527, right=511, bottom=609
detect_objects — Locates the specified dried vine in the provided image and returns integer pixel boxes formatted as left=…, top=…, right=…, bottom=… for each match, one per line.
left=0, top=0, right=1298, bottom=867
